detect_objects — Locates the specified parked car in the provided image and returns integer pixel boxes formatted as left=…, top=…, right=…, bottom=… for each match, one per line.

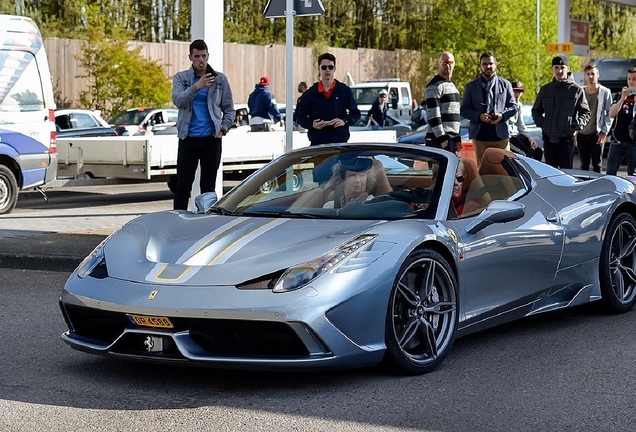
left=350, top=112, right=413, bottom=137
left=397, top=117, right=471, bottom=144
left=520, top=104, right=544, bottom=148
left=59, top=143, right=636, bottom=375
left=399, top=107, right=543, bottom=151
left=55, top=109, right=117, bottom=137
left=110, top=107, right=178, bottom=136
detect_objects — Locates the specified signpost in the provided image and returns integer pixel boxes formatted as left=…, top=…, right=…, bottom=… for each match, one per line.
left=264, top=0, right=325, bottom=153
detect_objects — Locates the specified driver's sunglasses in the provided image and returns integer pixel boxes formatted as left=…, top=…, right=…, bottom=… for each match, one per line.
left=320, top=65, right=335, bottom=70
left=455, top=175, right=465, bottom=182
left=440, top=60, right=455, bottom=66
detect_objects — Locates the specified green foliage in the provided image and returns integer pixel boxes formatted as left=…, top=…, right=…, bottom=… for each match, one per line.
left=11, top=89, right=43, bottom=111
left=77, top=29, right=171, bottom=119
left=5, top=0, right=636, bottom=107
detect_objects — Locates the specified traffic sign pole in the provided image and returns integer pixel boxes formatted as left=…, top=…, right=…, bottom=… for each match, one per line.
left=285, top=0, right=294, bottom=153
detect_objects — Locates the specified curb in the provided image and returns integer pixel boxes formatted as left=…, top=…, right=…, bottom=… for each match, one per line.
left=0, top=231, right=106, bottom=273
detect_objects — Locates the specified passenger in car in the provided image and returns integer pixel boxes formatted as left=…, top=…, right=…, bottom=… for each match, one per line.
left=452, top=159, right=482, bottom=217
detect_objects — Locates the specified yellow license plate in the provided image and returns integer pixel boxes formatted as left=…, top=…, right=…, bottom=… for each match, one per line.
left=127, top=314, right=174, bottom=328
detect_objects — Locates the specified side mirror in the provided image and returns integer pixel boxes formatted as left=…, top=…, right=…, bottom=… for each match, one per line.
left=194, top=192, right=218, bottom=213
left=464, top=200, right=525, bottom=235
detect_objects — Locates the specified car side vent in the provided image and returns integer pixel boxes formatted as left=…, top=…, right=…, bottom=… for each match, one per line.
left=236, top=270, right=285, bottom=290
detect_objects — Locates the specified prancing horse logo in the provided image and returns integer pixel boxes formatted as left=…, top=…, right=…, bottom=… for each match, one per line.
left=144, top=336, right=154, bottom=352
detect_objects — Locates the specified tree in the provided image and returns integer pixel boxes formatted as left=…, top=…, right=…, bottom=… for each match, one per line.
left=77, top=29, right=172, bottom=119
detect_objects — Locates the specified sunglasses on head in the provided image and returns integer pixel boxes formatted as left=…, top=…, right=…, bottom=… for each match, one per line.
left=320, top=65, right=335, bottom=70
left=455, top=175, right=465, bottom=182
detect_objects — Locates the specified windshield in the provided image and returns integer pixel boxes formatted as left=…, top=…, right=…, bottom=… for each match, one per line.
left=216, top=145, right=449, bottom=220
left=110, top=109, right=148, bottom=125
left=352, top=87, right=386, bottom=105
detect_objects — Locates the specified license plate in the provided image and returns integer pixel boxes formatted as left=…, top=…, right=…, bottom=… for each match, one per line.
left=127, top=314, right=174, bottom=328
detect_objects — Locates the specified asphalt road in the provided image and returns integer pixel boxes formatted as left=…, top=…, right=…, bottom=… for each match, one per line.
left=2, top=268, right=636, bottom=431
left=2, top=177, right=636, bottom=431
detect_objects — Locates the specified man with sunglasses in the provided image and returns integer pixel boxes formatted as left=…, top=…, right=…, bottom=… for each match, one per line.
left=425, top=51, right=461, bottom=153
left=296, top=52, right=361, bottom=146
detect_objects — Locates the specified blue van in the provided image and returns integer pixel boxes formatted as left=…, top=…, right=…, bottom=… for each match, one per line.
left=0, top=14, right=58, bottom=214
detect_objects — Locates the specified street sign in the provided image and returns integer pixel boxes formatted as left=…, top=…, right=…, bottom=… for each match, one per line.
left=547, top=43, right=560, bottom=54
left=264, top=0, right=325, bottom=18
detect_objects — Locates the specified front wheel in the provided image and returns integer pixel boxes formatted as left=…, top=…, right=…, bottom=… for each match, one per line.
left=599, top=212, right=636, bottom=313
left=383, top=249, right=458, bottom=375
left=0, top=165, right=18, bottom=215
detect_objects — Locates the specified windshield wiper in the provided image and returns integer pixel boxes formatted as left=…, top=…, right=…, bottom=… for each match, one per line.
left=206, top=206, right=235, bottom=216
left=242, top=210, right=321, bottom=218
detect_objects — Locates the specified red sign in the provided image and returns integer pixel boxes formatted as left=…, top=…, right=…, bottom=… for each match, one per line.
left=570, top=20, right=590, bottom=46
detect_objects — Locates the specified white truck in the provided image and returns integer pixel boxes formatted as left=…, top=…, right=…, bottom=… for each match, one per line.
left=55, top=127, right=397, bottom=190
left=0, top=15, right=58, bottom=214
left=349, top=79, right=414, bottom=124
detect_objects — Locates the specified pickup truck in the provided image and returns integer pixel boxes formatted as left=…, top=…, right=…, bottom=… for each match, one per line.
left=55, top=128, right=397, bottom=191
left=349, top=80, right=414, bottom=124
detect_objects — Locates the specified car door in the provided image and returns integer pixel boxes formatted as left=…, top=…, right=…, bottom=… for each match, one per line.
left=448, top=175, right=564, bottom=331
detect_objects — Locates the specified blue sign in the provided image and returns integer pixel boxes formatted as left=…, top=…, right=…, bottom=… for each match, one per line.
left=263, top=0, right=325, bottom=18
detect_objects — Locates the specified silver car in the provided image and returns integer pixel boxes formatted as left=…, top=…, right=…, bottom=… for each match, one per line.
left=59, top=143, right=636, bottom=374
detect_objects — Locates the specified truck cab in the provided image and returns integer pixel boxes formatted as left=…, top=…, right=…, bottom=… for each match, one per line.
left=350, top=80, right=413, bottom=124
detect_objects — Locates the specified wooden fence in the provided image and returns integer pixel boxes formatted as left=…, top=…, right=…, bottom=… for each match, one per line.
left=43, top=38, right=427, bottom=111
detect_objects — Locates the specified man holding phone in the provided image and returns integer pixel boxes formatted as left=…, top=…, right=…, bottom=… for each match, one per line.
left=296, top=52, right=360, bottom=146
left=172, top=39, right=235, bottom=210
left=606, top=67, right=636, bottom=176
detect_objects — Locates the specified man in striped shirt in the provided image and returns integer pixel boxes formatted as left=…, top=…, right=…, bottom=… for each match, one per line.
left=425, top=51, right=462, bottom=153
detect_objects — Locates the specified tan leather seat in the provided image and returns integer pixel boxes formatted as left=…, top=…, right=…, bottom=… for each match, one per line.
left=477, top=148, right=521, bottom=201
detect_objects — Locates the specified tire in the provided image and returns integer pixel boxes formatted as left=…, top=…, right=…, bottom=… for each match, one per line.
left=0, top=165, right=19, bottom=215
left=383, top=249, right=458, bottom=375
left=599, top=212, right=636, bottom=313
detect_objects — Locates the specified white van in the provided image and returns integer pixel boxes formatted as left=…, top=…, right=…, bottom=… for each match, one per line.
left=0, top=14, right=57, bottom=214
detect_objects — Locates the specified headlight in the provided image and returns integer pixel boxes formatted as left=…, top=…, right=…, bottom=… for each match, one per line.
left=273, top=235, right=377, bottom=293
left=76, top=240, right=107, bottom=279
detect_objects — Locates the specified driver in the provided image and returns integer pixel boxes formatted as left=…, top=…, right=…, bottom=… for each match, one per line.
left=323, top=155, right=375, bottom=208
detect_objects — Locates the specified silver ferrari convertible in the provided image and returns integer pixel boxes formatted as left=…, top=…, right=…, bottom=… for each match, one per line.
left=59, top=143, right=636, bottom=374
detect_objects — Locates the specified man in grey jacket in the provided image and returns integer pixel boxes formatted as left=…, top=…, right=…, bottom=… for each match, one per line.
left=574, top=63, right=613, bottom=173
left=460, top=52, right=517, bottom=165
left=172, top=39, right=235, bottom=210
left=532, top=55, right=590, bottom=169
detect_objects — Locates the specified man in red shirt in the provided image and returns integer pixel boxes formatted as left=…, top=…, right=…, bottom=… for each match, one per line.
left=296, top=52, right=361, bottom=145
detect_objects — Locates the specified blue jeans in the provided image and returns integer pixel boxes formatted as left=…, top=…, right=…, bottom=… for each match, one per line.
left=606, top=141, right=636, bottom=176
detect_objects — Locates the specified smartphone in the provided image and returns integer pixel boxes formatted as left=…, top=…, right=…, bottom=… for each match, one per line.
left=206, top=64, right=217, bottom=77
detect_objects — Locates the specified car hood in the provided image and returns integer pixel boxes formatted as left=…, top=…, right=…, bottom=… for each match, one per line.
left=102, top=211, right=385, bottom=286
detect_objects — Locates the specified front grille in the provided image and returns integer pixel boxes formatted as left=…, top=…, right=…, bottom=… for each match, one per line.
left=61, top=303, right=310, bottom=357
left=187, top=320, right=309, bottom=356
left=61, top=302, right=128, bottom=344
